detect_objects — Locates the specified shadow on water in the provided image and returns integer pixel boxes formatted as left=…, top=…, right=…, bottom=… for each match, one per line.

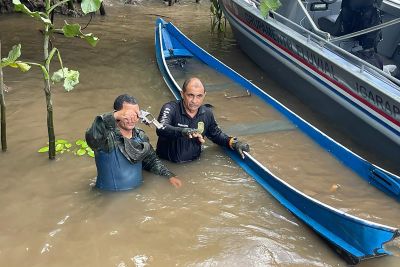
left=0, top=1, right=399, bottom=266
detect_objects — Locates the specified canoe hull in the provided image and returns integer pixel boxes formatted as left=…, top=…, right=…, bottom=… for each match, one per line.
left=155, top=18, right=400, bottom=264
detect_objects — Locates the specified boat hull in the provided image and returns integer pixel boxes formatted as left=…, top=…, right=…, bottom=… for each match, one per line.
left=219, top=0, right=400, bottom=168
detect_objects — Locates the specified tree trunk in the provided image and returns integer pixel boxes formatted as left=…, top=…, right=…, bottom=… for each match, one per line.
left=43, top=30, right=56, bottom=160
left=0, top=40, right=7, bottom=152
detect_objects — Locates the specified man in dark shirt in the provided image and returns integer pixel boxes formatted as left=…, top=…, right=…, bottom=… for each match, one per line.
left=86, top=94, right=182, bottom=190
left=156, top=77, right=250, bottom=163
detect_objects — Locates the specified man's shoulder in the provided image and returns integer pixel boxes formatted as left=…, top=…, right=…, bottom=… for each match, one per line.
left=162, top=100, right=180, bottom=109
left=201, top=105, right=214, bottom=116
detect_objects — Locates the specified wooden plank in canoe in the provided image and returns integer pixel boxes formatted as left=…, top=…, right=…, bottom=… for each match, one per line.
left=224, top=120, right=296, bottom=136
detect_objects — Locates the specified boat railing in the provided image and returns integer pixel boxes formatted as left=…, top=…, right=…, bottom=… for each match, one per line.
left=244, top=0, right=400, bottom=89
left=331, top=17, right=400, bottom=43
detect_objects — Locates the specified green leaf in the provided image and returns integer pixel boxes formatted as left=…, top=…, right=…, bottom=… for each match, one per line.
left=65, top=143, right=72, bottom=148
left=63, top=69, right=79, bottom=91
left=76, top=139, right=85, bottom=145
left=81, top=142, right=88, bottom=148
left=62, top=23, right=82, bottom=38
left=81, top=0, right=102, bottom=15
left=1, top=44, right=21, bottom=67
left=56, top=143, right=64, bottom=152
left=62, top=22, right=99, bottom=47
left=51, top=68, right=80, bottom=91
left=260, top=0, right=281, bottom=18
left=56, top=139, right=68, bottom=144
left=88, top=150, right=95, bottom=158
left=13, top=0, right=52, bottom=24
left=51, top=68, right=65, bottom=83
left=38, top=146, right=49, bottom=153
left=15, top=62, right=31, bottom=72
left=77, top=148, right=86, bottom=156
left=83, top=33, right=99, bottom=47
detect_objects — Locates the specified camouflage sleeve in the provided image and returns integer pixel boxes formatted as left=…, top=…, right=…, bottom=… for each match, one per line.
left=85, top=112, right=116, bottom=152
left=138, top=130, right=175, bottom=178
left=142, top=145, right=176, bottom=178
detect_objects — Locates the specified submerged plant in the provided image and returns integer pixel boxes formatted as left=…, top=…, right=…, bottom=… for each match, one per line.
left=260, top=0, right=281, bottom=18
left=210, top=0, right=226, bottom=33
left=13, top=0, right=101, bottom=160
left=0, top=43, right=31, bottom=152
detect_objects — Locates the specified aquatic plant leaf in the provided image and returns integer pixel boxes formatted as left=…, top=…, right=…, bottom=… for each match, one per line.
left=65, top=143, right=72, bottom=148
left=77, top=148, right=86, bottom=156
left=56, top=143, right=64, bottom=152
left=56, top=139, right=69, bottom=144
left=38, top=146, right=49, bottom=153
left=76, top=139, right=85, bottom=145
left=62, top=22, right=99, bottom=47
left=88, top=150, right=95, bottom=158
left=260, top=0, right=281, bottom=18
left=13, top=0, right=52, bottom=25
left=1, top=44, right=21, bottom=67
left=81, top=0, right=102, bottom=15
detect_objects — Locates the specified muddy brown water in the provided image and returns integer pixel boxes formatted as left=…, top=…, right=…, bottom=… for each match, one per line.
left=0, top=1, right=399, bottom=266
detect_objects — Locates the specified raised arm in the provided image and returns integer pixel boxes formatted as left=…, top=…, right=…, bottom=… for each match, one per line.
left=85, top=112, right=116, bottom=152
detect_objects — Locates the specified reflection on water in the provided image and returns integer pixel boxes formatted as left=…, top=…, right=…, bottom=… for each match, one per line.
left=0, top=1, right=398, bottom=266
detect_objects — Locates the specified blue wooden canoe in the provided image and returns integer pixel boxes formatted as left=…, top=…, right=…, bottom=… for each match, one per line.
left=155, top=18, right=399, bottom=264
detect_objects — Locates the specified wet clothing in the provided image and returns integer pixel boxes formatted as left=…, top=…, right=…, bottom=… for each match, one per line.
left=94, top=149, right=143, bottom=191
left=156, top=100, right=231, bottom=163
left=86, top=112, right=175, bottom=190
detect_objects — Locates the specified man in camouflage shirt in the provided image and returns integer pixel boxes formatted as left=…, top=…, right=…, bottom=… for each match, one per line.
left=86, top=94, right=182, bottom=190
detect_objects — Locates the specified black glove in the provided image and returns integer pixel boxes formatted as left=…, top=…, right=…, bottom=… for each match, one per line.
left=232, top=138, right=250, bottom=159
left=181, top=128, right=199, bottom=137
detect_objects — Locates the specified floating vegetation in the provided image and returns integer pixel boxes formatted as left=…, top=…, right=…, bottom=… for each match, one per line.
left=38, top=139, right=94, bottom=158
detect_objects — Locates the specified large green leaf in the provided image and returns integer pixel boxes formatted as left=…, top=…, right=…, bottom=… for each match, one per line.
left=13, top=0, right=52, bottom=25
left=260, top=0, right=281, bottom=18
left=62, top=23, right=82, bottom=38
left=51, top=68, right=80, bottom=91
left=81, top=0, right=102, bottom=15
left=1, top=44, right=21, bottom=67
left=62, top=22, right=99, bottom=47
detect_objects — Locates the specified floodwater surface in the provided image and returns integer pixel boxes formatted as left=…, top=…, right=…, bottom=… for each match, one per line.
left=0, top=1, right=399, bottom=267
